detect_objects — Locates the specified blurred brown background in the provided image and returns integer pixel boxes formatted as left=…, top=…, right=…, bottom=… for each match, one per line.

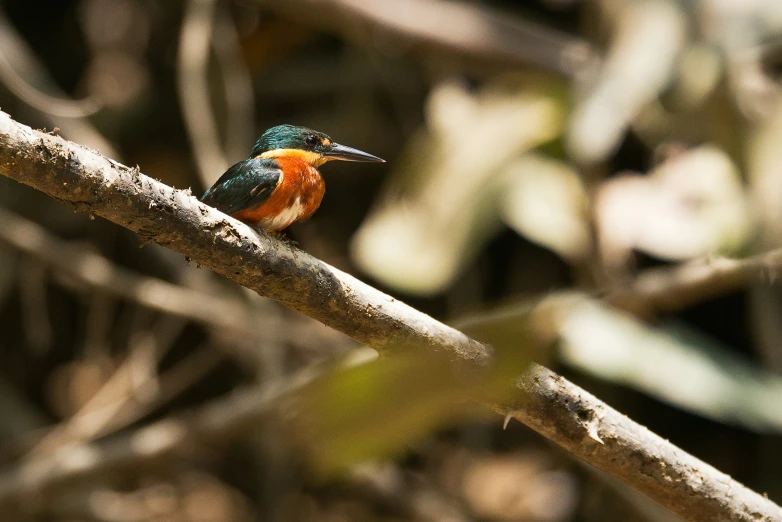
left=1, top=0, right=782, bottom=520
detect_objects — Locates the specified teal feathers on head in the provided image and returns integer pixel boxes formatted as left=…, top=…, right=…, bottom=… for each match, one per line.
left=250, top=125, right=332, bottom=157
left=249, top=124, right=385, bottom=163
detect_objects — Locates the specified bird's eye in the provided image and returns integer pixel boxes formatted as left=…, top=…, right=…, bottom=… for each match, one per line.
left=305, top=135, right=319, bottom=147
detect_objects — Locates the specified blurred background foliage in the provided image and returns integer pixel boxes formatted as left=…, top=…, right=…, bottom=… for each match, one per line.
left=1, top=0, right=782, bottom=520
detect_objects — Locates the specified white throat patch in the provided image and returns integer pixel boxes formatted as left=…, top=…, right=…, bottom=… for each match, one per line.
left=259, top=196, right=306, bottom=231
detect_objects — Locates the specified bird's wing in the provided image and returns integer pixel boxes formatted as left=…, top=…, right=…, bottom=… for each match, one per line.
left=200, top=158, right=282, bottom=215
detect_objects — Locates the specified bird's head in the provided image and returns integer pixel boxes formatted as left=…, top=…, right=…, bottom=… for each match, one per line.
left=250, top=124, right=384, bottom=166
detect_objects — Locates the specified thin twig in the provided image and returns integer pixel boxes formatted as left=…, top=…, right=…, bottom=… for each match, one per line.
left=177, top=0, right=230, bottom=187
left=0, top=47, right=100, bottom=118
left=0, top=9, right=118, bottom=158
left=213, top=4, right=255, bottom=162
left=0, top=112, right=779, bottom=522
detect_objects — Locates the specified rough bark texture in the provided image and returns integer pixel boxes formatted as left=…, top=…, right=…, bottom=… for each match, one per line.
left=0, top=112, right=780, bottom=521
left=507, top=365, right=782, bottom=522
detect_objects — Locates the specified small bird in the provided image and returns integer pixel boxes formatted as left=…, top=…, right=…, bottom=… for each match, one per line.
left=201, top=125, right=384, bottom=232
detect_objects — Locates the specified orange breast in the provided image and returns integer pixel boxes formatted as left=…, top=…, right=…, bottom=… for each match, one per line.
left=232, top=156, right=325, bottom=232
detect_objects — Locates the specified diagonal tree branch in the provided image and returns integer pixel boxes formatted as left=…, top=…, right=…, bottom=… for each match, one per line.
left=0, top=112, right=779, bottom=522
left=0, top=111, right=489, bottom=367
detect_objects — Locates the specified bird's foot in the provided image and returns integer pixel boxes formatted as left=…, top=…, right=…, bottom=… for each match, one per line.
left=252, top=226, right=272, bottom=240
left=254, top=226, right=298, bottom=248
left=277, top=233, right=299, bottom=248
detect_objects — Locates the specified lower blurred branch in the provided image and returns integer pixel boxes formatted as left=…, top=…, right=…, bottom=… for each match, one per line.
left=0, top=112, right=779, bottom=522
left=27, top=335, right=221, bottom=460
left=0, top=365, right=320, bottom=516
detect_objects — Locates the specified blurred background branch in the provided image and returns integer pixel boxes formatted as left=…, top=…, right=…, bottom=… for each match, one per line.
left=0, top=6, right=118, bottom=156
left=178, top=0, right=229, bottom=186
left=611, top=248, right=782, bottom=315
left=258, top=0, right=598, bottom=77
left=0, top=206, right=264, bottom=336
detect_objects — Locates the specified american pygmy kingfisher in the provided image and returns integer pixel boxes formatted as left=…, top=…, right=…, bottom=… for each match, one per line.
left=201, top=125, right=384, bottom=232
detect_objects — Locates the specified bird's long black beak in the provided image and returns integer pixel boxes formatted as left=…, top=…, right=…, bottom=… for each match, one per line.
left=323, top=143, right=385, bottom=162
